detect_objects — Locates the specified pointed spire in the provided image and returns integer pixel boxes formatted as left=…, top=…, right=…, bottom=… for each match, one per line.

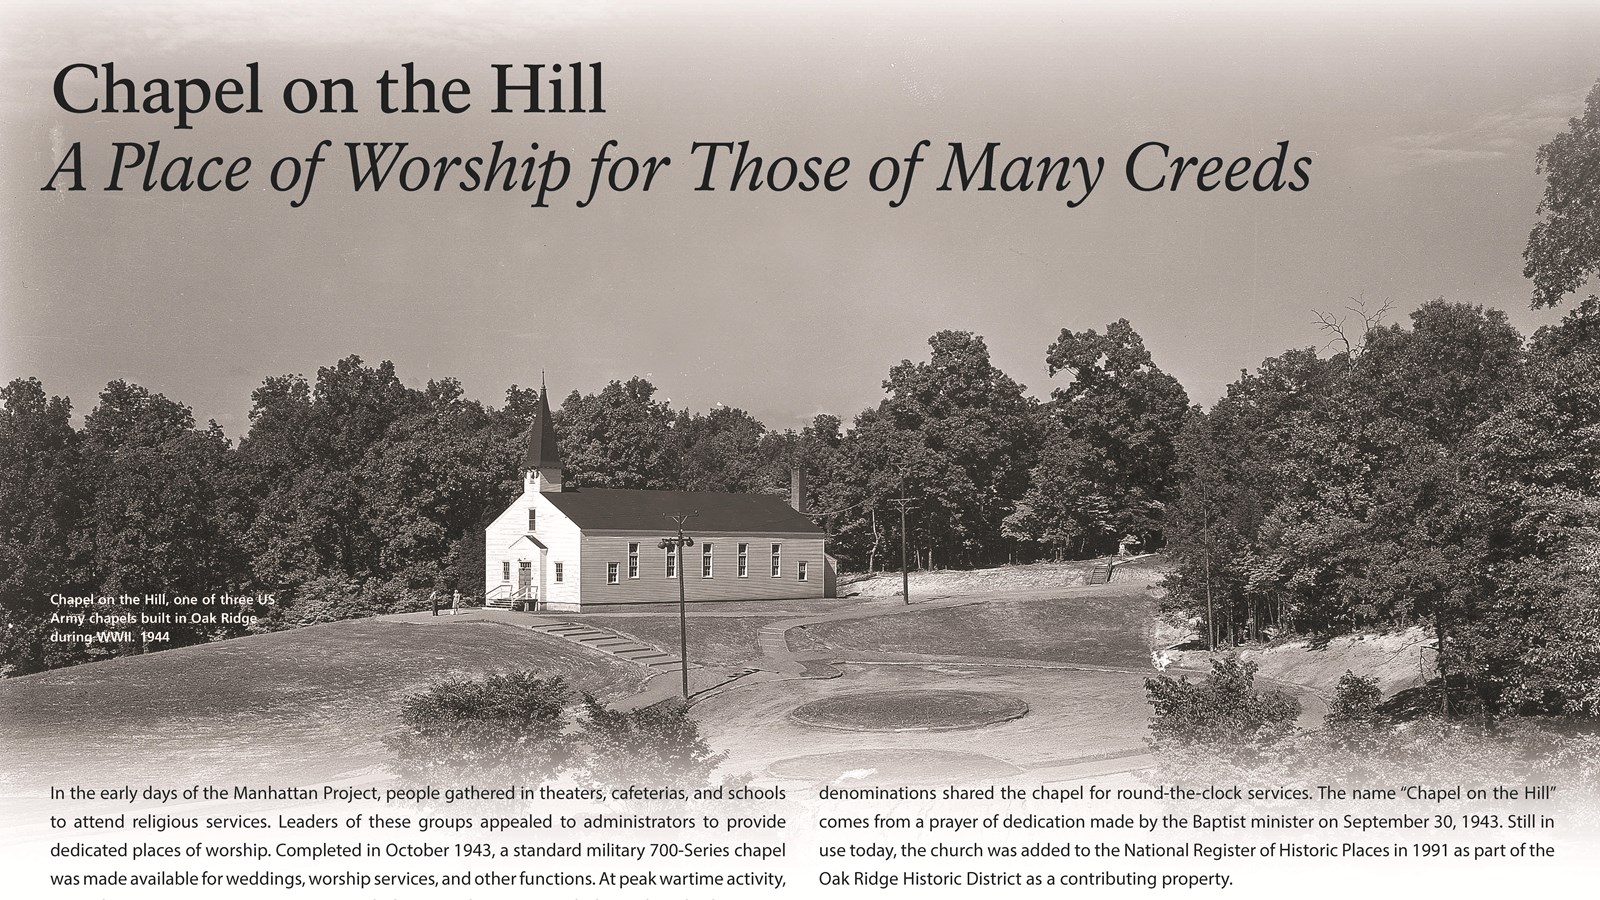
left=522, top=383, right=563, bottom=472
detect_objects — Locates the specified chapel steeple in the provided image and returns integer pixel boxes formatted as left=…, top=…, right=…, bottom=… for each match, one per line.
left=522, top=378, right=563, bottom=492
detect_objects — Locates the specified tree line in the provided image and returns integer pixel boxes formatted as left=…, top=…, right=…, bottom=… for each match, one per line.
left=0, top=323, right=1191, bottom=675
left=1161, top=298, right=1599, bottom=721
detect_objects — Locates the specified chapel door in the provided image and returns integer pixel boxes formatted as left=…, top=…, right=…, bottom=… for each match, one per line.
left=518, top=561, right=532, bottom=599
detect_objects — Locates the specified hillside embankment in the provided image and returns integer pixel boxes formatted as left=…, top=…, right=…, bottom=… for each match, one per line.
left=846, top=554, right=1432, bottom=704
left=844, top=553, right=1167, bottom=599
left=1168, top=628, right=1435, bottom=702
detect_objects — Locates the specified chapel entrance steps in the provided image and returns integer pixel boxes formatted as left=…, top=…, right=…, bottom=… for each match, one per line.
left=527, top=621, right=699, bottom=672
left=483, top=585, right=526, bottom=610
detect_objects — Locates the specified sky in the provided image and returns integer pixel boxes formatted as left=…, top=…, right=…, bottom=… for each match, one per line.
left=2, top=0, right=1599, bottom=435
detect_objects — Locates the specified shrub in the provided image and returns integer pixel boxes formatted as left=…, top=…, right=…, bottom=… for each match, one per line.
left=278, top=575, right=377, bottom=626
left=577, top=696, right=726, bottom=787
left=360, top=577, right=432, bottom=614
left=385, top=673, right=727, bottom=787
left=385, top=673, right=574, bottom=783
left=1145, top=657, right=1301, bottom=756
left=1325, top=671, right=1383, bottom=746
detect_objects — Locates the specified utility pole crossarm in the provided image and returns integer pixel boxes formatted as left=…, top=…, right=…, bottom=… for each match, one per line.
left=887, top=496, right=918, bottom=605
left=661, top=511, right=698, bottom=700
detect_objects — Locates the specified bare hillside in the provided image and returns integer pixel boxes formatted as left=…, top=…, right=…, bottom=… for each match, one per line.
left=844, top=553, right=1168, bottom=599
left=1170, top=627, right=1435, bottom=702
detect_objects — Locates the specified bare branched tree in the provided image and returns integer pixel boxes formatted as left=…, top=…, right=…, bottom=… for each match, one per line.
left=1311, top=294, right=1395, bottom=370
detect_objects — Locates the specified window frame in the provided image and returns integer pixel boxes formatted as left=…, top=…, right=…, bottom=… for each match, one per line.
left=527, top=508, right=536, bottom=531
left=501, top=560, right=510, bottom=582
left=702, top=542, right=714, bottom=578
left=737, top=543, right=749, bottom=578
left=770, top=542, right=782, bottom=578
left=554, top=562, right=564, bottom=583
left=606, top=562, right=619, bottom=584
left=798, top=560, right=808, bottom=581
left=665, top=545, right=677, bottom=579
left=627, top=542, right=640, bottom=579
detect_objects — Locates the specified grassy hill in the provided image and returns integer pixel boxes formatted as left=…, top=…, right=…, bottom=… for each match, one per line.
left=795, top=588, right=1158, bottom=669
left=0, top=618, right=641, bottom=793
left=844, top=554, right=1168, bottom=599
left=1, top=557, right=1178, bottom=794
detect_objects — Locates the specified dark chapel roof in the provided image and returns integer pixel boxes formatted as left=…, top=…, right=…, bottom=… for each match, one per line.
left=542, top=489, right=822, bottom=534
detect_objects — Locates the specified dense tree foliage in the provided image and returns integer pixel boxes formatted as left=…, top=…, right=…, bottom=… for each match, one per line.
left=1005, top=320, right=1191, bottom=557
left=826, top=331, right=1042, bottom=568
left=1525, top=79, right=1600, bottom=310
left=1161, top=301, right=1600, bottom=720
left=0, top=379, right=87, bottom=674
left=555, top=378, right=679, bottom=490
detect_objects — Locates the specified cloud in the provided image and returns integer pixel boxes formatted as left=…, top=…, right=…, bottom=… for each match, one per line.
left=1375, top=88, right=1586, bottom=171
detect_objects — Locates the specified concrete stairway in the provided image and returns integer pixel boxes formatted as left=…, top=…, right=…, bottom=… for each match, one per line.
left=526, top=620, right=698, bottom=672
left=1084, top=560, right=1114, bottom=585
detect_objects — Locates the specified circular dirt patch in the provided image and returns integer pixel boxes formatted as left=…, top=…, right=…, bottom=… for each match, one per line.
left=768, top=749, right=1021, bottom=784
left=789, top=689, right=1028, bottom=732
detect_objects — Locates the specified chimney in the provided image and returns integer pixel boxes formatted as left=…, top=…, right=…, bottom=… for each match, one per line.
left=789, top=467, right=807, bottom=513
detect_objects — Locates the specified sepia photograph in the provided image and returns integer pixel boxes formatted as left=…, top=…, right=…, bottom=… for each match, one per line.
left=2, top=1, right=1599, bottom=896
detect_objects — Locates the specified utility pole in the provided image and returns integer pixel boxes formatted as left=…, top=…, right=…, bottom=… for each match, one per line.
left=660, top=512, right=698, bottom=700
left=887, top=495, right=917, bottom=605
left=1202, top=505, right=1215, bottom=652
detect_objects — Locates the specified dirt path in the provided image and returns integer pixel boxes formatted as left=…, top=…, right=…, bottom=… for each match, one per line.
left=682, top=580, right=1327, bottom=784
left=652, top=584, right=1158, bottom=783
left=385, top=582, right=1330, bottom=786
